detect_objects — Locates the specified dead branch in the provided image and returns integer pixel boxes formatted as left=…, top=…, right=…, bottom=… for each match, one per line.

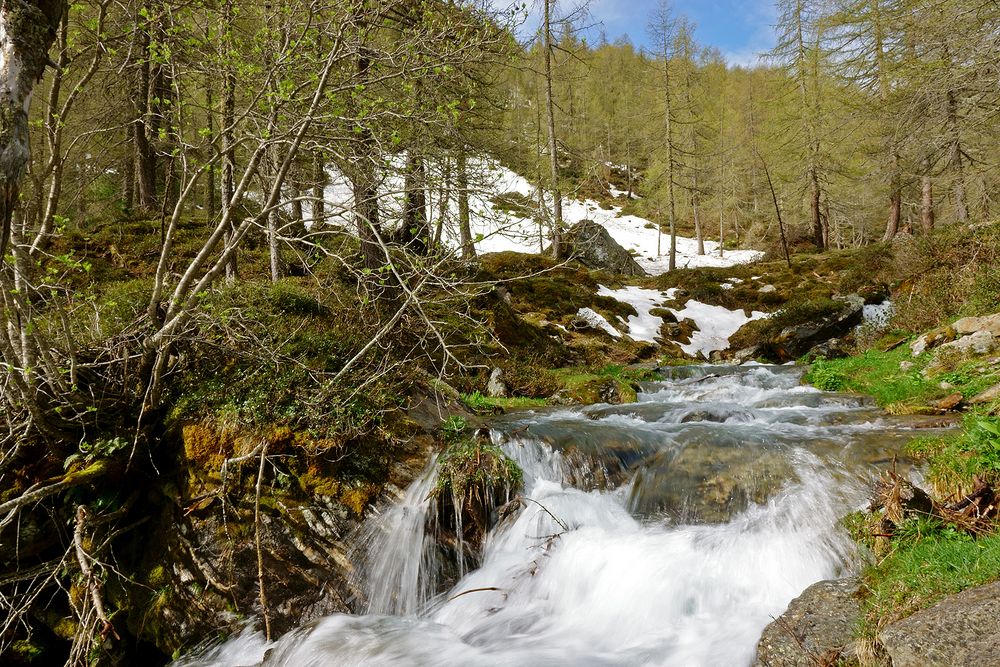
left=73, top=505, right=120, bottom=642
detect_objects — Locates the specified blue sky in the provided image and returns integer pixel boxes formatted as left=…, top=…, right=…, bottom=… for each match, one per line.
left=512, top=0, right=778, bottom=67
left=589, top=0, right=778, bottom=65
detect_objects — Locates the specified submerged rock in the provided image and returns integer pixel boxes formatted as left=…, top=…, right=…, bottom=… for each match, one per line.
left=754, top=577, right=861, bottom=667
left=880, top=579, right=1000, bottom=667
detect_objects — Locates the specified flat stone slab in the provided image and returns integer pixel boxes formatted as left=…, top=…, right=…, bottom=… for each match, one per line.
left=880, top=579, right=1000, bottom=667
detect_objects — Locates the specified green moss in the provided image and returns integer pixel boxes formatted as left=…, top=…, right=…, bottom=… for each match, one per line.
left=461, top=391, right=547, bottom=412
left=804, top=347, right=940, bottom=408
left=10, top=639, right=45, bottom=662
left=146, top=564, right=170, bottom=588
left=435, top=436, right=523, bottom=500
left=804, top=346, right=999, bottom=410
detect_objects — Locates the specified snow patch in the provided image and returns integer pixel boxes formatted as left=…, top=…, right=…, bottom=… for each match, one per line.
left=597, top=285, right=672, bottom=344
left=670, top=301, right=769, bottom=358
left=576, top=308, right=622, bottom=338
left=859, top=301, right=893, bottom=331
left=317, top=158, right=763, bottom=276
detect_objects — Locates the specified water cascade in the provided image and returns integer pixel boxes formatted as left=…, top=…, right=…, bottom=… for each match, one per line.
left=176, top=364, right=942, bottom=667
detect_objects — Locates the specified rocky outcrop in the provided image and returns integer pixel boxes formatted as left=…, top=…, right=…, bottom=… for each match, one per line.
left=735, top=295, right=865, bottom=362
left=755, top=577, right=862, bottom=667
left=560, top=220, right=647, bottom=277
left=912, top=313, right=1000, bottom=358
left=880, top=579, right=1000, bottom=667
left=487, top=367, right=508, bottom=397
left=953, top=313, right=1000, bottom=336
left=970, top=383, right=1000, bottom=406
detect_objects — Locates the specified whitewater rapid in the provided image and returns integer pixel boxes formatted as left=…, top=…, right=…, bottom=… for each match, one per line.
left=175, top=365, right=934, bottom=667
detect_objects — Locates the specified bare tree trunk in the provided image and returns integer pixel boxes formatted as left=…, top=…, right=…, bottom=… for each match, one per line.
left=883, top=157, right=901, bottom=241
left=401, top=151, right=430, bottom=254
left=433, top=157, right=450, bottom=250
left=132, top=1, right=158, bottom=213
left=662, top=37, right=677, bottom=271
left=311, top=152, right=326, bottom=227
left=543, top=0, right=563, bottom=259
left=946, top=88, right=967, bottom=223
left=221, top=0, right=237, bottom=283
left=693, top=184, right=704, bottom=256
left=0, top=0, right=65, bottom=254
left=205, top=69, right=216, bottom=222
left=456, top=149, right=474, bottom=260
left=920, top=155, right=935, bottom=233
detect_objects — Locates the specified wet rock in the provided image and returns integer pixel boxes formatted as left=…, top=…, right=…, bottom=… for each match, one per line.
left=732, top=345, right=766, bottom=364
left=487, top=368, right=508, bottom=398
left=628, top=443, right=793, bottom=523
left=880, top=579, right=1000, bottom=667
left=557, top=220, right=647, bottom=276
left=754, top=577, right=862, bottom=667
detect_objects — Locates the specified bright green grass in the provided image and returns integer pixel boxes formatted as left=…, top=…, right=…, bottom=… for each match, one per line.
left=805, top=345, right=999, bottom=408
left=461, top=391, right=547, bottom=412
left=862, top=521, right=1000, bottom=629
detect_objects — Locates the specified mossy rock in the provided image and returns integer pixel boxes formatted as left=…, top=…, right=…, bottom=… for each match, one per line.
left=434, top=432, right=524, bottom=556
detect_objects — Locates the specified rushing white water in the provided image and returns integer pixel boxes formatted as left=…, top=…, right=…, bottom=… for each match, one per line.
left=175, top=364, right=938, bottom=667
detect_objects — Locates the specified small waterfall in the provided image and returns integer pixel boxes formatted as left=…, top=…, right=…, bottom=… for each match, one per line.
left=350, top=457, right=440, bottom=616
left=175, top=364, right=943, bottom=667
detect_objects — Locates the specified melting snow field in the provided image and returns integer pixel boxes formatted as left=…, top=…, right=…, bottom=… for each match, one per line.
left=317, top=158, right=763, bottom=276
left=671, top=301, right=769, bottom=357
left=596, top=285, right=769, bottom=358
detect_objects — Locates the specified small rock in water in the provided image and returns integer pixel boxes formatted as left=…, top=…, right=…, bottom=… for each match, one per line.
left=487, top=368, right=508, bottom=398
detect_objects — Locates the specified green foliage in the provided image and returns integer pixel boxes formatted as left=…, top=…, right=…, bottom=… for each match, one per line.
left=435, top=435, right=523, bottom=499
left=861, top=527, right=1000, bottom=628
left=441, top=415, right=468, bottom=442
left=907, top=416, right=1000, bottom=495
left=460, top=391, right=547, bottom=412
left=804, top=360, right=847, bottom=391
left=63, top=436, right=131, bottom=470
left=803, top=346, right=940, bottom=408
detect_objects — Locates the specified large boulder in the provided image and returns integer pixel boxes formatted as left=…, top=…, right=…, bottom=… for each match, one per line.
left=559, top=219, right=647, bottom=276
left=754, top=577, right=862, bottom=667
left=879, top=579, right=1000, bottom=667
left=766, top=296, right=865, bottom=362
left=953, top=313, right=1000, bottom=336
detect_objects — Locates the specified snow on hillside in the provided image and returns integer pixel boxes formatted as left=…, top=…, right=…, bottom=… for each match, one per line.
left=317, top=158, right=763, bottom=275
left=597, top=285, right=769, bottom=357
